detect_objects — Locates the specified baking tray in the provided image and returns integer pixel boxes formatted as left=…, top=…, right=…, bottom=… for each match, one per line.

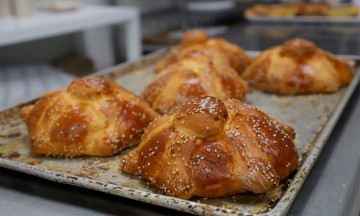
left=245, top=15, right=360, bottom=24
left=0, top=50, right=359, bottom=216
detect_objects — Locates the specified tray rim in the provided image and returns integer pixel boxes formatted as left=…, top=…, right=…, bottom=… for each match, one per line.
left=0, top=50, right=359, bottom=216
left=245, top=14, right=360, bottom=24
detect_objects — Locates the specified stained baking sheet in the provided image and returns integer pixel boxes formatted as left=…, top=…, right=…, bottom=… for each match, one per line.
left=0, top=51, right=359, bottom=216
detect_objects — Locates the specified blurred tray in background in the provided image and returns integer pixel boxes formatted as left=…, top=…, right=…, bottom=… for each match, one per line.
left=245, top=14, right=360, bottom=24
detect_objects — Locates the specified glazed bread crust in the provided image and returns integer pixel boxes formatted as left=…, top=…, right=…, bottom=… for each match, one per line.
left=242, top=38, right=353, bottom=94
left=21, top=77, right=158, bottom=157
left=121, top=96, right=298, bottom=199
left=143, top=55, right=250, bottom=115
left=155, top=29, right=251, bottom=74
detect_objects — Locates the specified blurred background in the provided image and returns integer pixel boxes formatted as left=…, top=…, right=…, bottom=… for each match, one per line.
left=0, top=2, right=360, bottom=216
left=0, top=0, right=359, bottom=108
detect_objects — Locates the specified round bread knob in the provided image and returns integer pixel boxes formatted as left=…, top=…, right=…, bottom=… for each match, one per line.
left=68, top=77, right=114, bottom=98
left=181, top=29, right=208, bottom=47
left=281, top=38, right=317, bottom=60
left=174, top=96, right=228, bottom=139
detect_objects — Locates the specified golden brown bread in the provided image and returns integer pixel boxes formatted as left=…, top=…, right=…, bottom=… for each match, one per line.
left=325, top=5, right=359, bottom=17
left=20, top=77, right=158, bottom=157
left=245, top=3, right=359, bottom=17
left=121, top=96, right=298, bottom=199
left=297, top=3, right=330, bottom=16
left=155, top=29, right=251, bottom=74
left=143, top=55, right=250, bottom=115
left=242, top=38, right=353, bottom=94
left=245, top=4, right=300, bottom=17
left=244, top=4, right=270, bottom=16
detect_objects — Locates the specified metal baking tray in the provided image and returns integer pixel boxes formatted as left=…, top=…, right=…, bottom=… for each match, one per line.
left=0, top=50, right=359, bottom=215
left=245, top=15, right=360, bottom=24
